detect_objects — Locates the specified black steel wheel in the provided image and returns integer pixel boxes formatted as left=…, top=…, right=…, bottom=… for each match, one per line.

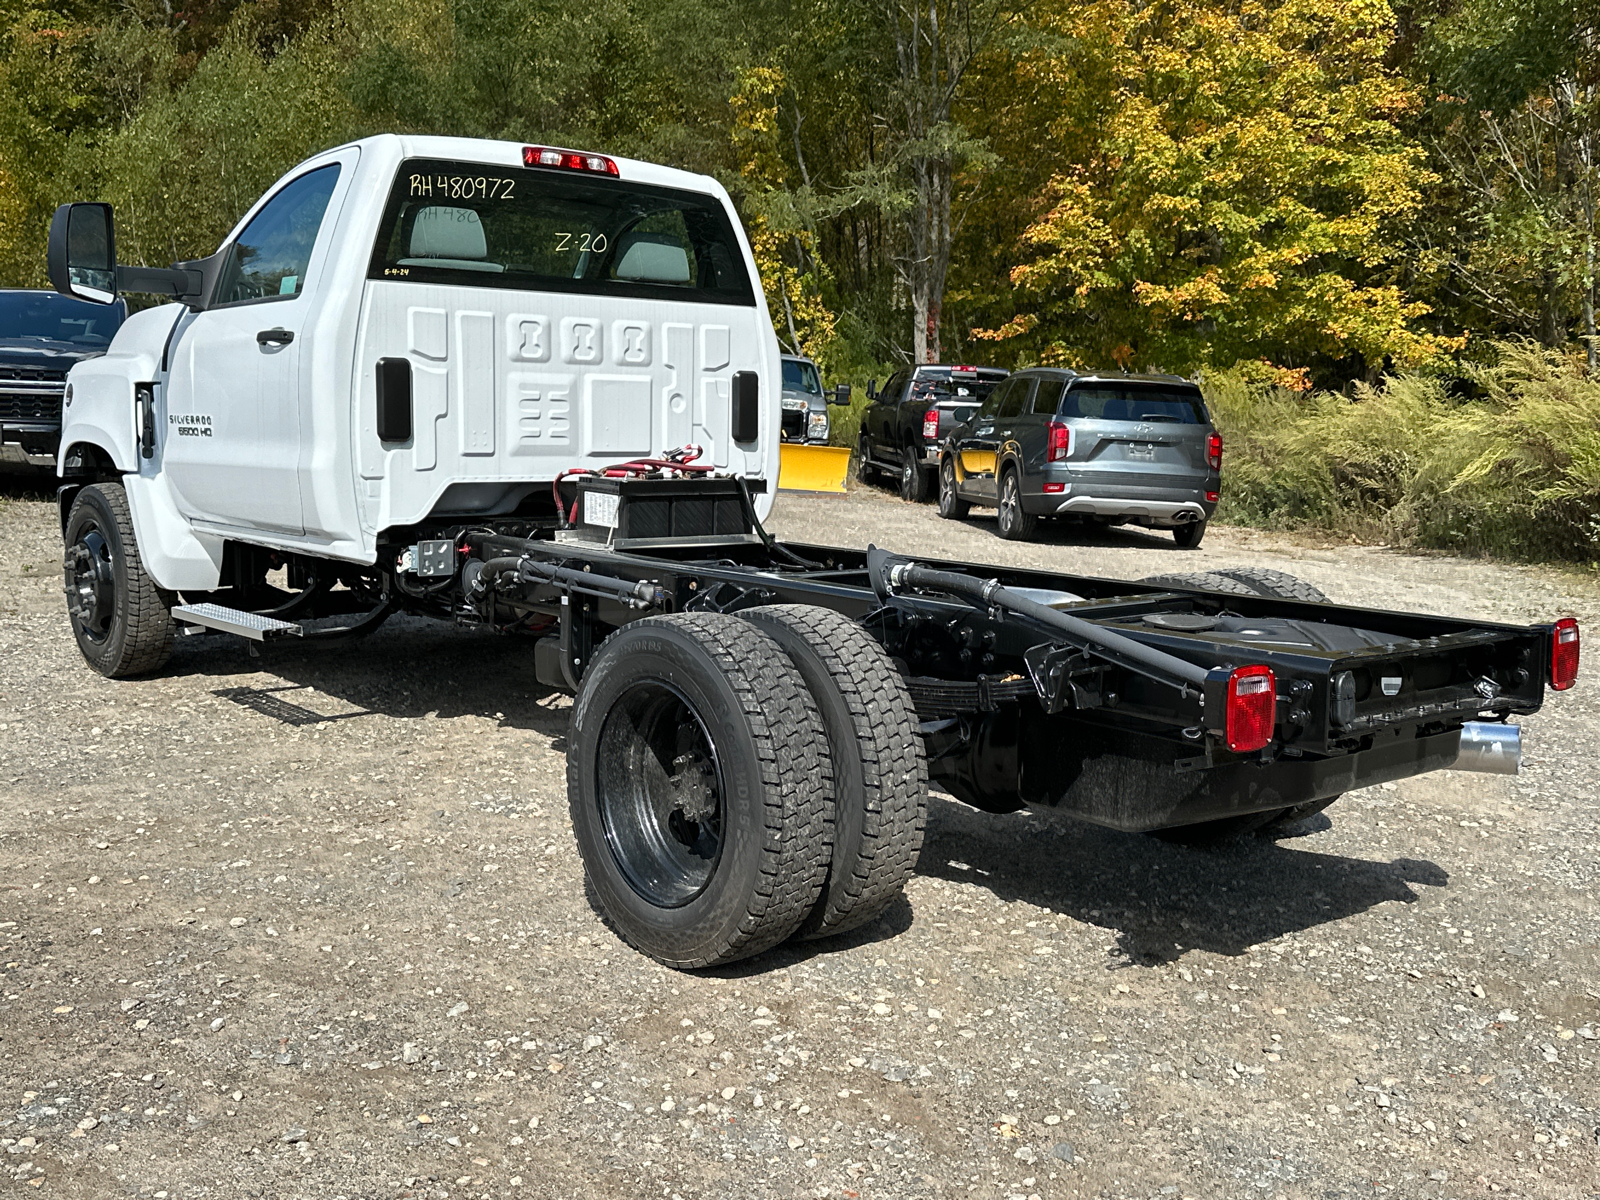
left=938, top=456, right=970, bottom=520
left=996, top=469, right=1037, bottom=540
left=568, top=613, right=835, bottom=968
left=899, top=451, right=931, bottom=503
left=1172, top=519, right=1206, bottom=548
left=596, top=680, right=727, bottom=907
left=63, top=482, right=174, bottom=677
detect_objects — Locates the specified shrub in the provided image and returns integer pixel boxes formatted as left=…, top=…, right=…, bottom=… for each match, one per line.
left=1207, top=341, right=1600, bottom=562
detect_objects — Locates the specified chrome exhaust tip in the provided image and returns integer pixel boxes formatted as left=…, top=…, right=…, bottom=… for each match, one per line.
left=1454, top=722, right=1521, bottom=775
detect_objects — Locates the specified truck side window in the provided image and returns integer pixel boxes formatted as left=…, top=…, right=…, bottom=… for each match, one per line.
left=878, top=372, right=906, bottom=404
left=213, top=165, right=341, bottom=306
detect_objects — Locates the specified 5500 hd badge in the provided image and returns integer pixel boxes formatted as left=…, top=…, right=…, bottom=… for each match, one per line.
left=170, top=414, right=212, bottom=438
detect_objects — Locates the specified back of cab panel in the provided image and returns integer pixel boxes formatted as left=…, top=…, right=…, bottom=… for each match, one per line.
left=349, top=148, right=780, bottom=533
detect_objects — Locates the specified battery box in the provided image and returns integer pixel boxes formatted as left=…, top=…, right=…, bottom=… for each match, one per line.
left=563, top=475, right=765, bottom=550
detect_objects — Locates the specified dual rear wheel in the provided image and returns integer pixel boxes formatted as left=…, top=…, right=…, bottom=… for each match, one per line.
left=567, top=606, right=928, bottom=968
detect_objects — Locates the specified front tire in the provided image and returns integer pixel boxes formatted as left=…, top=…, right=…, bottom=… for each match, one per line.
left=996, top=469, right=1037, bottom=540
left=567, top=613, right=835, bottom=969
left=937, top=457, right=970, bottom=520
left=1172, top=520, right=1206, bottom=548
left=740, top=605, right=928, bottom=939
left=63, top=482, right=175, bottom=678
left=856, top=434, right=878, bottom=483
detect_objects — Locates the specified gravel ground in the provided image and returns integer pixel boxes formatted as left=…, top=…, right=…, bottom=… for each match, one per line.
left=1, top=473, right=1598, bottom=1200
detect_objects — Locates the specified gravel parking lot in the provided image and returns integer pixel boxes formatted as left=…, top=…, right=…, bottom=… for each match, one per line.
left=2, top=475, right=1597, bottom=1200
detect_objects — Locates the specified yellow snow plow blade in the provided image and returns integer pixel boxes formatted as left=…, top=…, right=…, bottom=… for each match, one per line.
left=778, top=443, right=852, bottom=493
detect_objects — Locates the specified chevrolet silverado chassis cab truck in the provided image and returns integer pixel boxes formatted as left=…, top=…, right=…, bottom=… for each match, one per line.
left=46, top=135, right=1580, bottom=969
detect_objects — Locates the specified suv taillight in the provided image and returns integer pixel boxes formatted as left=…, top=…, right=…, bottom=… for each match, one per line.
left=922, top=409, right=940, bottom=440
left=1047, top=421, right=1072, bottom=461
left=1207, top=431, right=1223, bottom=470
left=1551, top=617, right=1580, bottom=690
left=1226, top=665, right=1276, bottom=752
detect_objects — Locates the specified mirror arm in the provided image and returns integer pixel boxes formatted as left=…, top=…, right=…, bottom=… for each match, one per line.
left=116, top=265, right=205, bottom=306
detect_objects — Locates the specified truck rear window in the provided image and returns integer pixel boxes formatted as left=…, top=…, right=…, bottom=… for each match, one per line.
left=1059, top=384, right=1206, bottom=424
left=368, top=158, right=755, bottom=306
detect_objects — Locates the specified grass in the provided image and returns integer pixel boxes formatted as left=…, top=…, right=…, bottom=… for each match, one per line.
left=1207, top=340, right=1600, bottom=563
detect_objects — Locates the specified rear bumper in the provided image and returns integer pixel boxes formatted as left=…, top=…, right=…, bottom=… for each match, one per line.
left=1027, top=476, right=1217, bottom=524
left=928, top=708, right=1465, bottom=832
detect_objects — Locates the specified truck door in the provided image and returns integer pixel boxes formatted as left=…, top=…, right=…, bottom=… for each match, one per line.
left=955, top=377, right=1013, bottom=502
left=866, top=371, right=905, bottom=460
left=162, top=163, right=346, bottom=535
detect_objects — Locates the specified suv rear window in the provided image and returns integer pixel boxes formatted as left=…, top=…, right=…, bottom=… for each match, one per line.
left=368, top=158, right=756, bottom=306
left=1060, top=383, right=1206, bottom=424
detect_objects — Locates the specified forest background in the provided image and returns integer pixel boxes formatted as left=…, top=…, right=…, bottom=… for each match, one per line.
left=2, top=0, right=1599, bottom=559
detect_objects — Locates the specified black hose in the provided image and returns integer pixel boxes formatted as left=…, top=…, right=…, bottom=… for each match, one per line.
left=734, top=476, right=817, bottom=569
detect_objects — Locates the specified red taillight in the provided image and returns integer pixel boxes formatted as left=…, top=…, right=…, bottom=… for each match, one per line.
left=1042, top=482, right=1065, bottom=494
left=1205, top=490, right=1220, bottom=503
left=1226, top=665, right=1276, bottom=752
left=1206, top=431, right=1223, bottom=470
left=922, top=409, right=940, bottom=440
left=1551, top=617, right=1580, bottom=690
left=1047, top=420, right=1072, bottom=462
left=523, top=145, right=620, bottom=175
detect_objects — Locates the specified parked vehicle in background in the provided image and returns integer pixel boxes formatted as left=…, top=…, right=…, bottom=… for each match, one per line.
left=780, top=354, right=851, bottom=445
left=858, top=363, right=1006, bottom=502
left=939, top=368, right=1221, bottom=546
left=0, top=289, right=126, bottom=473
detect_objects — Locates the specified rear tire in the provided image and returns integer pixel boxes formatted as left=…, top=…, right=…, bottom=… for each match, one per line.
left=996, top=469, right=1037, bottom=540
left=937, top=457, right=970, bottom=520
left=567, top=613, right=834, bottom=969
left=899, top=452, right=931, bottom=503
left=63, top=482, right=175, bottom=678
left=740, top=605, right=928, bottom=940
left=1172, top=520, right=1206, bottom=548
left=1205, top=567, right=1328, bottom=603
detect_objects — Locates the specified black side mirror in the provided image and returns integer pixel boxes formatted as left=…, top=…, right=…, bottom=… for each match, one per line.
left=830, top=383, right=852, bottom=406
left=866, top=379, right=878, bottom=401
left=47, top=203, right=118, bottom=304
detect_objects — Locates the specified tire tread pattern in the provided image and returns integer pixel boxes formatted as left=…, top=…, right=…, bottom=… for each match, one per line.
left=1205, top=566, right=1329, bottom=603
left=70, top=482, right=175, bottom=677
left=741, top=605, right=928, bottom=939
left=570, top=613, right=834, bottom=969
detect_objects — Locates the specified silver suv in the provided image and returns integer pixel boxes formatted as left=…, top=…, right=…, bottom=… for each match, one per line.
left=938, top=369, right=1221, bottom=546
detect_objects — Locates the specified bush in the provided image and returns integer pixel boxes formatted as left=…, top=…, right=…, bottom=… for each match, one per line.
left=1207, top=341, right=1600, bottom=562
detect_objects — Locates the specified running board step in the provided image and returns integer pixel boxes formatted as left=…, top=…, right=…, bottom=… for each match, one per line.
left=172, top=603, right=304, bottom=642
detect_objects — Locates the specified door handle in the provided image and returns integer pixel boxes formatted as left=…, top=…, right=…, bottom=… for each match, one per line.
left=256, top=328, right=294, bottom=346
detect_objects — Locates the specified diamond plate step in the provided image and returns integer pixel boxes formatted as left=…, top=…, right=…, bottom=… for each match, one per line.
left=172, top=603, right=304, bottom=642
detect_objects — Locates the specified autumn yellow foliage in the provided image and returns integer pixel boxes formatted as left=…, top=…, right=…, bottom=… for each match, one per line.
left=971, top=0, right=1466, bottom=378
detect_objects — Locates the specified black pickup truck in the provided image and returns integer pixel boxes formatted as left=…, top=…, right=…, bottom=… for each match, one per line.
left=858, top=363, right=1007, bottom=501
left=0, top=289, right=125, bottom=473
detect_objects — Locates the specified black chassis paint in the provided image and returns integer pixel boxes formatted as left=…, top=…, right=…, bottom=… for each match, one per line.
left=442, top=531, right=1552, bottom=833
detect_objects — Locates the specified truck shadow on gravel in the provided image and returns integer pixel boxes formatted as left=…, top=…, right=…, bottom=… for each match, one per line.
left=165, top=614, right=571, bottom=736
left=910, top=795, right=1448, bottom=965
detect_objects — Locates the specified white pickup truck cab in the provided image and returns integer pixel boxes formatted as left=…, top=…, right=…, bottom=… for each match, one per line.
left=52, top=135, right=780, bottom=616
